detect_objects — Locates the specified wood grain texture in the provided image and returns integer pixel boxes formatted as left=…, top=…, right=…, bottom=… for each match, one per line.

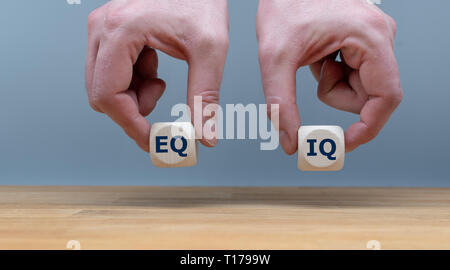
left=0, top=186, right=449, bottom=250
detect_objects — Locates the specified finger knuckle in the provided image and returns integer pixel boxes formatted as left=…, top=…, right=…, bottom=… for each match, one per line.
left=88, top=8, right=101, bottom=29
left=365, top=126, right=379, bottom=141
left=104, top=7, right=129, bottom=31
left=121, top=115, right=140, bottom=132
left=361, top=10, right=396, bottom=39
left=265, top=96, right=282, bottom=107
left=363, top=10, right=388, bottom=30
left=89, top=92, right=110, bottom=111
left=197, top=29, right=229, bottom=53
left=385, top=89, right=403, bottom=108
left=199, top=89, right=220, bottom=105
left=387, top=15, right=397, bottom=37
left=258, top=39, right=288, bottom=66
left=265, top=96, right=297, bottom=114
left=357, top=10, right=396, bottom=47
left=89, top=102, right=103, bottom=113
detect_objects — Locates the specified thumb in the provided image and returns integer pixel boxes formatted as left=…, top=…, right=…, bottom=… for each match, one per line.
left=187, top=54, right=227, bottom=147
left=259, top=59, right=300, bottom=155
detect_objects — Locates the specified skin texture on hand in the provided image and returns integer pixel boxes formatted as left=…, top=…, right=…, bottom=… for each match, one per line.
left=257, top=0, right=403, bottom=154
left=85, top=0, right=229, bottom=152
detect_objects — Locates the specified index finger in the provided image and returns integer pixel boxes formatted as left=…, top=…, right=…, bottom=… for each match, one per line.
left=259, top=56, right=301, bottom=155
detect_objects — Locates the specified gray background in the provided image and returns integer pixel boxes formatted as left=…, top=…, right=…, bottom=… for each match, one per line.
left=0, top=0, right=449, bottom=186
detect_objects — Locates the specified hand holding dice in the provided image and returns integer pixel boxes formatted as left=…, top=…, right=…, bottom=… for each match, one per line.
left=85, top=0, right=229, bottom=152
left=86, top=0, right=402, bottom=171
left=257, top=0, right=402, bottom=154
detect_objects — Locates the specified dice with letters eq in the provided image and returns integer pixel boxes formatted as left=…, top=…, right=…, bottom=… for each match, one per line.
left=149, top=122, right=198, bottom=168
left=297, top=126, right=345, bottom=171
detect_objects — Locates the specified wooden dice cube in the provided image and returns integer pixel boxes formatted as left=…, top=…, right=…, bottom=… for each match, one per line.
left=297, top=126, right=345, bottom=171
left=149, top=122, right=198, bottom=168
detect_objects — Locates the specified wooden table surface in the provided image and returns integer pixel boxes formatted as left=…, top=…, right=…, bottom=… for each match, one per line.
left=0, top=186, right=449, bottom=250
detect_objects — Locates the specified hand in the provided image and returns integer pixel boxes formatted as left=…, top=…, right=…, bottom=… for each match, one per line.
left=86, top=0, right=229, bottom=151
left=257, top=0, right=403, bottom=154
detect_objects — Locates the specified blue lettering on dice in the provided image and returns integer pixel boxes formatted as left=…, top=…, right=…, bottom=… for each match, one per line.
left=170, top=136, right=188, bottom=157
left=156, top=136, right=188, bottom=157
left=306, top=139, right=318, bottom=156
left=156, top=136, right=168, bottom=153
left=306, top=138, right=336, bottom=161
left=319, top=139, right=336, bottom=160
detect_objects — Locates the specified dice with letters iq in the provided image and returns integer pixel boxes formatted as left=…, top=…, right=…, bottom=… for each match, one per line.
left=149, top=122, right=198, bottom=168
left=297, top=126, right=345, bottom=171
